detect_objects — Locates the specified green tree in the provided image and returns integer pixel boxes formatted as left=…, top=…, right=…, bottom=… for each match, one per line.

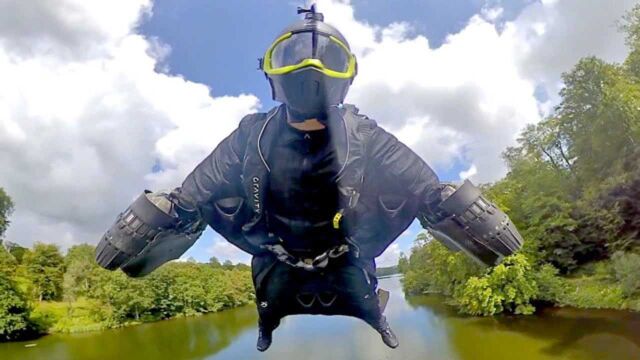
left=89, top=269, right=153, bottom=323
left=8, top=245, right=28, bottom=264
left=398, top=5, right=640, bottom=315
left=24, top=243, right=65, bottom=301
left=402, top=239, right=481, bottom=296
left=222, top=260, right=234, bottom=270
left=63, top=244, right=98, bottom=301
left=485, top=52, right=640, bottom=271
left=234, top=263, right=250, bottom=271
left=208, top=256, right=222, bottom=268
left=0, top=245, right=17, bottom=277
left=0, top=188, right=14, bottom=239
left=397, top=252, right=409, bottom=274
left=533, top=264, right=566, bottom=303
left=611, top=251, right=640, bottom=297
left=0, top=274, right=33, bottom=341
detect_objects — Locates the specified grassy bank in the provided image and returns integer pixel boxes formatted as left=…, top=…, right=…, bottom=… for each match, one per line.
left=31, top=299, right=109, bottom=334
left=29, top=293, right=256, bottom=335
left=554, top=262, right=640, bottom=312
left=401, top=239, right=640, bottom=316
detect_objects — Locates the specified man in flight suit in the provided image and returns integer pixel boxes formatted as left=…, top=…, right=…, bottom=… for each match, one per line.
left=96, top=5, right=524, bottom=352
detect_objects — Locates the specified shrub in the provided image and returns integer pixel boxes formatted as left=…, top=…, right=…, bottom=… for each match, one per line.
left=401, top=240, right=481, bottom=296
left=456, top=254, right=538, bottom=316
left=611, top=251, right=640, bottom=297
left=0, top=275, right=34, bottom=341
left=533, top=263, right=566, bottom=302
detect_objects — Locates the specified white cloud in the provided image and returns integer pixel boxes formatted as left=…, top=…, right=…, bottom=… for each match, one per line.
left=459, top=164, right=478, bottom=180
left=1, top=0, right=636, bottom=252
left=481, top=7, right=505, bottom=23
left=377, top=243, right=401, bottom=267
left=0, top=0, right=259, bottom=248
left=205, top=236, right=251, bottom=265
left=316, top=0, right=634, bottom=182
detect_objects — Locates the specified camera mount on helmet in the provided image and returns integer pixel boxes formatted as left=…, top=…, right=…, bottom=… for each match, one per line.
left=297, top=4, right=324, bottom=21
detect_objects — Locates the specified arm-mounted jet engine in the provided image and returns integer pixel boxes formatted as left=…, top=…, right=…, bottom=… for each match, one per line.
left=95, top=191, right=205, bottom=277
left=419, top=180, right=524, bottom=266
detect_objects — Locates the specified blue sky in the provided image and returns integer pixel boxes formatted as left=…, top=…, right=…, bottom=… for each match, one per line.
left=4, top=0, right=631, bottom=265
left=141, top=0, right=531, bottom=105
left=139, top=0, right=534, bottom=264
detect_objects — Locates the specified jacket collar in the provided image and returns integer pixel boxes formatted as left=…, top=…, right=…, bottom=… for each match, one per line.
left=257, top=104, right=349, bottom=178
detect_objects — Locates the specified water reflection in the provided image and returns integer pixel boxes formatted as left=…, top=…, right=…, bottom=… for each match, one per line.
left=406, top=290, right=640, bottom=360
left=3, top=304, right=257, bottom=360
left=3, top=276, right=640, bottom=360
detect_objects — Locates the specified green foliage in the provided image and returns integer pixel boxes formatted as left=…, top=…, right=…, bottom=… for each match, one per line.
left=397, top=252, right=409, bottom=274
left=8, top=245, right=28, bottom=264
left=31, top=299, right=106, bottom=333
left=208, top=256, right=222, bottom=268
left=402, top=238, right=481, bottom=296
left=84, top=261, right=254, bottom=326
left=611, top=251, right=640, bottom=297
left=0, top=274, right=34, bottom=341
left=620, top=4, right=640, bottom=78
left=89, top=270, right=154, bottom=323
left=483, top=29, right=640, bottom=272
left=23, top=243, right=65, bottom=301
left=0, top=188, right=14, bottom=239
left=556, top=277, right=626, bottom=310
left=0, top=217, right=255, bottom=338
left=0, top=245, right=17, bottom=277
left=533, top=264, right=566, bottom=303
left=24, top=255, right=254, bottom=335
left=63, top=244, right=99, bottom=301
left=457, top=255, right=537, bottom=316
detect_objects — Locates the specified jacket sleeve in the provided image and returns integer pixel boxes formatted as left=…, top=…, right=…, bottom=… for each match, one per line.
left=367, top=125, right=442, bottom=211
left=169, top=113, right=261, bottom=217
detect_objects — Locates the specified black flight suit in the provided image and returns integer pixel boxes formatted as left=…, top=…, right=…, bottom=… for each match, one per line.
left=256, top=114, right=381, bottom=331
left=172, top=104, right=441, bottom=332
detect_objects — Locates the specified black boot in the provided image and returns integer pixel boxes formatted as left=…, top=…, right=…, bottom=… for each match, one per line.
left=374, top=316, right=399, bottom=349
left=256, top=324, right=273, bottom=352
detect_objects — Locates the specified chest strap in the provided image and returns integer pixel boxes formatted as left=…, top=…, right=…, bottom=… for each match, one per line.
left=262, top=243, right=350, bottom=271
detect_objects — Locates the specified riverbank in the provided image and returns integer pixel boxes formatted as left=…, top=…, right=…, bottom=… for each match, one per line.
left=4, top=276, right=640, bottom=360
left=402, top=240, right=640, bottom=316
left=24, top=262, right=255, bottom=337
left=553, top=273, right=640, bottom=312
left=31, top=273, right=403, bottom=336
left=0, top=243, right=255, bottom=341
left=29, top=297, right=249, bottom=335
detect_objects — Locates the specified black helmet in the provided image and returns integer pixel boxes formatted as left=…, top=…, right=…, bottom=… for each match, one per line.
left=260, top=5, right=357, bottom=120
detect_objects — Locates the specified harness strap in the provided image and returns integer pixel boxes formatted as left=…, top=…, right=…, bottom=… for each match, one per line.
left=263, top=243, right=350, bottom=271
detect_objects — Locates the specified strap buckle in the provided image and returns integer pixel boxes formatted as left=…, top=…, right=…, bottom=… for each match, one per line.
left=263, top=243, right=350, bottom=271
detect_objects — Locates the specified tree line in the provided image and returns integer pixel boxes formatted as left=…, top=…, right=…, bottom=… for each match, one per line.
left=0, top=192, right=253, bottom=341
left=401, top=5, right=640, bottom=316
left=375, top=265, right=399, bottom=277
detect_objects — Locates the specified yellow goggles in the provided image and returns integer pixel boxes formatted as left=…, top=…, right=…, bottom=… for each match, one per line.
left=262, top=31, right=357, bottom=79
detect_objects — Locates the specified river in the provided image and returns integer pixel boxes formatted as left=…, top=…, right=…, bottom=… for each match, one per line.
left=2, top=276, right=640, bottom=360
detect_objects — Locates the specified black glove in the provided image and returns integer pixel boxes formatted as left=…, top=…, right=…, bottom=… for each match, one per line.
left=418, top=183, right=456, bottom=227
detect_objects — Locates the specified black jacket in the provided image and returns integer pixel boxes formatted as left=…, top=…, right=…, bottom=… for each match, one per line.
left=171, top=104, right=440, bottom=269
